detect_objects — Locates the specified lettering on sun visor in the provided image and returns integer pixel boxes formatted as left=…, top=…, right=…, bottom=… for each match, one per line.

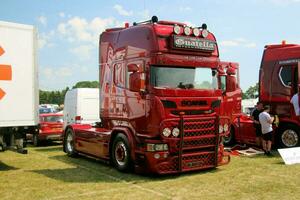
left=173, top=35, right=216, bottom=51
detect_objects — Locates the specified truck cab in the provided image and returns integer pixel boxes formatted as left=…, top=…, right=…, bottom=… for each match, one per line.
left=63, top=17, right=232, bottom=174
left=259, top=42, right=300, bottom=148
left=225, top=42, right=300, bottom=148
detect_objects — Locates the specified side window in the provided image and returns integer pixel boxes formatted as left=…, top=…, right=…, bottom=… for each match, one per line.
left=126, top=68, right=133, bottom=89
left=220, top=76, right=226, bottom=91
left=126, top=60, right=144, bottom=89
left=279, top=66, right=292, bottom=87
left=114, top=63, right=125, bottom=87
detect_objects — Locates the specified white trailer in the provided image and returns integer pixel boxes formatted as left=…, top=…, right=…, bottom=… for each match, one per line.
left=0, top=21, right=38, bottom=153
left=63, top=88, right=100, bottom=130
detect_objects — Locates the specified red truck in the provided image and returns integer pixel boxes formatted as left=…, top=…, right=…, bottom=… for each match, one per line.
left=224, top=41, right=300, bottom=148
left=63, top=16, right=237, bottom=174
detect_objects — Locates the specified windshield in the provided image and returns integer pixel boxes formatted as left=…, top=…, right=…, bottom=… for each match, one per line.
left=39, top=108, right=53, bottom=114
left=42, top=116, right=63, bottom=123
left=150, top=66, right=218, bottom=89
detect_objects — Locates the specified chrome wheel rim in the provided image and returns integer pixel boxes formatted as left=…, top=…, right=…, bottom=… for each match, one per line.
left=115, top=141, right=127, bottom=166
left=66, top=131, right=74, bottom=152
left=282, top=129, right=298, bottom=147
left=224, top=132, right=232, bottom=144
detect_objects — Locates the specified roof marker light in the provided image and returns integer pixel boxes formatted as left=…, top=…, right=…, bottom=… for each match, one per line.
left=201, top=29, right=209, bottom=38
left=193, top=28, right=200, bottom=36
left=173, top=25, right=181, bottom=35
left=184, top=26, right=191, bottom=35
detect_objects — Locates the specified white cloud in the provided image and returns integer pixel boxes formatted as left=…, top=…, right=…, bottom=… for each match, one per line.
left=220, top=38, right=257, bottom=48
left=38, top=30, right=55, bottom=49
left=59, top=12, right=65, bottom=18
left=245, top=43, right=257, bottom=48
left=220, top=40, right=239, bottom=47
left=37, top=16, right=47, bottom=26
left=57, top=16, right=117, bottom=45
left=183, top=21, right=196, bottom=27
left=70, top=45, right=94, bottom=61
left=113, top=4, right=133, bottom=16
left=41, top=66, right=73, bottom=80
left=138, top=9, right=150, bottom=20
left=180, top=6, right=192, bottom=12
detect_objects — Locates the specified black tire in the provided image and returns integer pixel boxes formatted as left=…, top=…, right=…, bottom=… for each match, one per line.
left=33, top=134, right=39, bottom=147
left=223, top=126, right=235, bottom=146
left=111, top=133, right=132, bottom=172
left=64, top=129, right=77, bottom=157
left=277, top=124, right=299, bottom=148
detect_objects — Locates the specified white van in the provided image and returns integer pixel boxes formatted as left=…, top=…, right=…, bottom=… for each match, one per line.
left=63, top=88, right=100, bottom=129
left=241, top=98, right=258, bottom=115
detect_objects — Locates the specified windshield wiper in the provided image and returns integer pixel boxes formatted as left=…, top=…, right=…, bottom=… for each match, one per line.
left=177, top=82, right=194, bottom=89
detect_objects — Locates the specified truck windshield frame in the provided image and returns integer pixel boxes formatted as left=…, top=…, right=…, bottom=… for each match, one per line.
left=150, top=65, right=218, bottom=90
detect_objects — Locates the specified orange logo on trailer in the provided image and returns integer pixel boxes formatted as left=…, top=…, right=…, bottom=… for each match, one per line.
left=0, top=46, right=12, bottom=100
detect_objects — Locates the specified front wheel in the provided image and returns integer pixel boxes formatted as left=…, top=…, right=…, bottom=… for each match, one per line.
left=278, top=124, right=299, bottom=148
left=64, top=129, right=77, bottom=157
left=111, top=134, right=132, bottom=172
left=223, top=126, right=235, bottom=146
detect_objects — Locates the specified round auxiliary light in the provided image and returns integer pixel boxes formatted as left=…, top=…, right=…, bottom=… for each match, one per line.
left=184, top=26, right=191, bottom=35
left=223, top=123, right=229, bottom=132
left=173, top=25, right=181, bottom=35
left=162, top=128, right=171, bottom=137
left=172, top=128, right=180, bottom=137
left=219, top=125, right=224, bottom=134
left=201, top=29, right=209, bottom=38
left=193, top=28, right=200, bottom=36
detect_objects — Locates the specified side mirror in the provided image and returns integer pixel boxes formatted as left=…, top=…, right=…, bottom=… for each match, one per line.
left=226, top=75, right=237, bottom=92
left=129, top=72, right=146, bottom=92
left=128, top=64, right=139, bottom=73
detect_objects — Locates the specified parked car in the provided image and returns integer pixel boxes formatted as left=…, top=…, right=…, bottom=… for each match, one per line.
left=28, top=113, right=64, bottom=146
left=39, top=107, right=56, bottom=114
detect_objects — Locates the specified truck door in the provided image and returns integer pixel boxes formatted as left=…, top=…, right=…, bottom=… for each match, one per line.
left=125, top=60, right=147, bottom=132
left=273, top=63, right=297, bottom=116
left=219, top=64, right=242, bottom=122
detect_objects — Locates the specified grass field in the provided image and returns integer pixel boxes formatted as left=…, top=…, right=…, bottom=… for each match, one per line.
left=0, top=143, right=299, bottom=200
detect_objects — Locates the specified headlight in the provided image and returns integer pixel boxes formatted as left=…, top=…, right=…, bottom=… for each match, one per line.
left=162, top=128, right=171, bottom=137
left=173, top=25, right=181, bottom=35
left=184, top=26, right=191, bottom=35
left=193, top=28, right=200, bottom=36
left=201, top=29, right=209, bottom=38
left=219, top=125, right=224, bottom=133
left=223, top=123, right=229, bottom=132
left=172, top=127, right=180, bottom=137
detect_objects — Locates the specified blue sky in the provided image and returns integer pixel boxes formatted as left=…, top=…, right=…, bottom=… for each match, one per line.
left=1, top=0, right=300, bottom=91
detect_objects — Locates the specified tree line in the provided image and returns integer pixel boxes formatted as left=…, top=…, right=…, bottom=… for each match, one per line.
left=39, top=81, right=258, bottom=104
left=39, top=81, right=99, bottom=105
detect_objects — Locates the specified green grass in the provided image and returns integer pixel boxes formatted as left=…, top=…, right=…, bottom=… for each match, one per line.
left=0, top=143, right=300, bottom=200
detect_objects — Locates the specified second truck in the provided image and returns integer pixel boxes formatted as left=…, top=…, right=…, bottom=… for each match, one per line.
left=63, top=16, right=240, bottom=174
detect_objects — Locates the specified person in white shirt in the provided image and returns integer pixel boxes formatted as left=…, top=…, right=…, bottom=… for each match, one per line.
left=290, top=92, right=299, bottom=116
left=259, top=105, right=274, bottom=156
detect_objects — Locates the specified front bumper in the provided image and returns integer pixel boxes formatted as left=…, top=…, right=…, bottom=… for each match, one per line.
left=39, top=132, right=62, bottom=141
left=135, top=115, right=230, bottom=174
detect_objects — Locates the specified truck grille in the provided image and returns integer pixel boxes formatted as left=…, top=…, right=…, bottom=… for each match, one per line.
left=158, top=115, right=219, bottom=174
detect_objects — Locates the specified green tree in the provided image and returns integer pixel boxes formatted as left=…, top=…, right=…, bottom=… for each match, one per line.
left=72, top=81, right=99, bottom=89
left=242, top=83, right=259, bottom=99
left=39, top=81, right=98, bottom=104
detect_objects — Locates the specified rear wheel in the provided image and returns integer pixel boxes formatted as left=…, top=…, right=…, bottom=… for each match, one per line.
left=278, top=124, right=299, bottom=148
left=33, top=134, right=39, bottom=147
left=64, top=129, right=77, bottom=157
left=111, top=134, right=132, bottom=172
